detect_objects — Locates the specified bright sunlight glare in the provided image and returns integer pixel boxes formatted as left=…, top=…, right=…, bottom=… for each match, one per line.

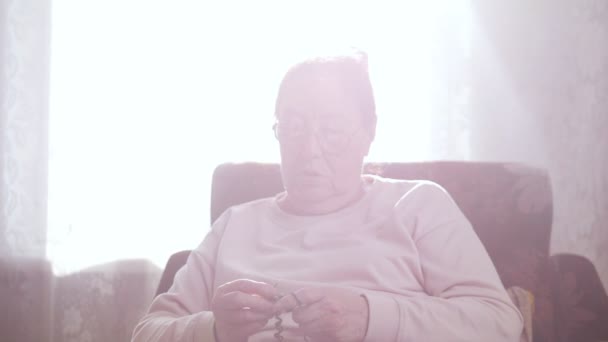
left=48, top=0, right=468, bottom=274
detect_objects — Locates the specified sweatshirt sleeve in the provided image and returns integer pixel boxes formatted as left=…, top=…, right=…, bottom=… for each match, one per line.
left=131, top=210, right=232, bottom=342
left=363, top=182, right=523, bottom=342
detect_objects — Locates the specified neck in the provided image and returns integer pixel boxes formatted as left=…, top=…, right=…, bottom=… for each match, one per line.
left=279, top=179, right=366, bottom=216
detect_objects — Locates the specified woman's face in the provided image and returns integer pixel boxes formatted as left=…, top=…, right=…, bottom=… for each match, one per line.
left=275, top=72, right=375, bottom=208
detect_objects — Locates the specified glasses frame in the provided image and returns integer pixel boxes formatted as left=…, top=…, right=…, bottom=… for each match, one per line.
left=272, top=120, right=362, bottom=156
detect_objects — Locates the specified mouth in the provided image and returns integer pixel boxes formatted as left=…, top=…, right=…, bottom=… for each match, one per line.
left=299, top=170, right=325, bottom=178
left=296, top=173, right=325, bottom=184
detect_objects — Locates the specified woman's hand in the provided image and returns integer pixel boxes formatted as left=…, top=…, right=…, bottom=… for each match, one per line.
left=211, top=279, right=278, bottom=342
left=274, top=287, right=370, bottom=342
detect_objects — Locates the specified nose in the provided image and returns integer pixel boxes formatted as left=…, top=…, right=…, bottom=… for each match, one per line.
left=299, top=129, right=324, bottom=159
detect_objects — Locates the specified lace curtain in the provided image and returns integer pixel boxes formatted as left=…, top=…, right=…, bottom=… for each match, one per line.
left=469, top=0, right=608, bottom=288
left=0, top=0, right=50, bottom=259
left=1, top=1, right=54, bottom=341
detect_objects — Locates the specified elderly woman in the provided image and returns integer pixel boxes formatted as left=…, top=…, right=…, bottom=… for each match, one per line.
left=132, top=51, right=523, bottom=341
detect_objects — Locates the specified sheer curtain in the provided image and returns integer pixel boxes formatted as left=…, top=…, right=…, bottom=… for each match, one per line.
left=47, top=0, right=473, bottom=275
left=0, top=0, right=50, bottom=259
left=1, top=1, right=53, bottom=341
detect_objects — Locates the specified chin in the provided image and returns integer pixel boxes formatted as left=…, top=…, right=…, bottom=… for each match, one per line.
left=287, top=183, right=332, bottom=202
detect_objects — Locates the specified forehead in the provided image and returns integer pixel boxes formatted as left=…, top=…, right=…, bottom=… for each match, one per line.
left=276, top=72, right=361, bottom=123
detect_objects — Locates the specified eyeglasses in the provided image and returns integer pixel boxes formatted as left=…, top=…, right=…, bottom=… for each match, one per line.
left=272, top=120, right=360, bottom=155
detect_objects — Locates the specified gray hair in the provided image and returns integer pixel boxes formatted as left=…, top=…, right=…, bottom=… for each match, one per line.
left=274, top=48, right=377, bottom=130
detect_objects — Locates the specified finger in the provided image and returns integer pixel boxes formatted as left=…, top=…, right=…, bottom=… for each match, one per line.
left=275, top=288, right=325, bottom=313
left=218, top=291, right=275, bottom=313
left=215, top=307, right=274, bottom=324
left=274, top=294, right=297, bottom=313
left=216, top=279, right=278, bottom=300
left=292, top=288, right=325, bottom=306
left=237, top=320, right=269, bottom=335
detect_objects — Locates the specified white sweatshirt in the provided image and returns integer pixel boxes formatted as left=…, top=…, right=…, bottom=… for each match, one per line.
left=132, top=175, right=523, bottom=341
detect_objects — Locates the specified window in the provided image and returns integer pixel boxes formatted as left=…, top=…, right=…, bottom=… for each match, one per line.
left=48, top=1, right=471, bottom=274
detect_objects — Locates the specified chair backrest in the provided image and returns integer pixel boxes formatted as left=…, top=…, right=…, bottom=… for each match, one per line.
left=160, top=161, right=608, bottom=341
left=210, top=161, right=553, bottom=289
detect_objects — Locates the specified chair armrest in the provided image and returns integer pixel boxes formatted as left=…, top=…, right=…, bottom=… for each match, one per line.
left=550, top=253, right=608, bottom=341
left=155, top=250, right=192, bottom=296
left=0, top=258, right=53, bottom=342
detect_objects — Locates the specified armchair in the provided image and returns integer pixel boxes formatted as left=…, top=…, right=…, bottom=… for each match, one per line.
left=156, top=161, right=608, bottom=342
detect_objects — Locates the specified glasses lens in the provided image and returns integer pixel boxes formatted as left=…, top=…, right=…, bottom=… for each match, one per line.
left=274, top=121, right=356, bottom=155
